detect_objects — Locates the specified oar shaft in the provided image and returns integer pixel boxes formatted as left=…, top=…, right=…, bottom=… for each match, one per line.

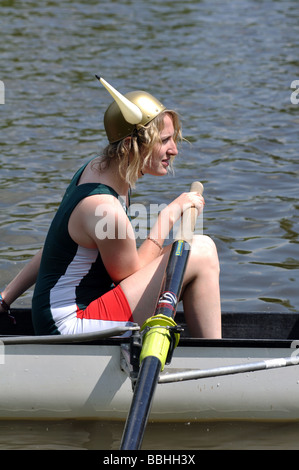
left=120, top=241, right=192, bottom=450
left=154, top=239, right=190, bottom=319
left=120, top=182, right=203, bottom=450
left=120, top=356, right=161, bottom=450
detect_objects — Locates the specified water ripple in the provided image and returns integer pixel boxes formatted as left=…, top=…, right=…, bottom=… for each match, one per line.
left=0, top=0, right=298, bottom=315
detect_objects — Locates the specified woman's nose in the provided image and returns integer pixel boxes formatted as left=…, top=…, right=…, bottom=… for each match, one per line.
left=168, top=138, right=178, bottom=155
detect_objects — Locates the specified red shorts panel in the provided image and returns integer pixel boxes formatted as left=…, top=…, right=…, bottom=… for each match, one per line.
left=76, top=285, right=133, bottom=323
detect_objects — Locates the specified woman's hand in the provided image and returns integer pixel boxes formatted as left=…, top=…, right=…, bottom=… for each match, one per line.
left=161, top=191, right=205, bottom=228
left=0, top=292, right=10, bottom=315
left=147, top=191, right=205, bottom=249
left=0, top=301, right=8, bottom=314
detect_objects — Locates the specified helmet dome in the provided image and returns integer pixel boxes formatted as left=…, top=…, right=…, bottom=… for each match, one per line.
left=97, top=77, right=165, bottom=143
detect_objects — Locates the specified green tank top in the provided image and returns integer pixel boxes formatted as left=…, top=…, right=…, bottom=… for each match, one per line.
left=32, top=160, right=129, bottom=335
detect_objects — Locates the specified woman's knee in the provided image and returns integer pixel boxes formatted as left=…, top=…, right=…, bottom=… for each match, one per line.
left=190, top=235, right=220, bottom=273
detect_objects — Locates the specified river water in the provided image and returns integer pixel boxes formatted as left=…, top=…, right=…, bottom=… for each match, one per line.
left=0, top=0, right=299, bottom=450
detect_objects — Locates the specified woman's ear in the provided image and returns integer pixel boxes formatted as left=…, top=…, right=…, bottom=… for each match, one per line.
left=123, top=136, right=132, bottom=150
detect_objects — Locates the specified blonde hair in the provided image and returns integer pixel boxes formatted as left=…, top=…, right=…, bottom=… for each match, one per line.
left=98, top=110, right=182, bottom=188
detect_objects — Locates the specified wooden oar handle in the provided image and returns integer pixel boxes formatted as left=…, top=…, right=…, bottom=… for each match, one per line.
left=190, top=181, right=204, bottom=194
left=189, top=180, right=204, bottom=232
left=175, top=181, right=204, bottom=243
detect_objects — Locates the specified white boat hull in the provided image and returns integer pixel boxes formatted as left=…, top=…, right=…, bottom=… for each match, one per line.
left=1, top=339, right=299, bottom=422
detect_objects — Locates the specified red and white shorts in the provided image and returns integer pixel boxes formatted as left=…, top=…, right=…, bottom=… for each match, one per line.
left=52, top=285, right=134, bottom=336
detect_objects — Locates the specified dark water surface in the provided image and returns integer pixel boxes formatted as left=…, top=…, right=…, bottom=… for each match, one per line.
left=0, top=0, right=299, bottom=450
left=1, top=419, right=299, bottom=450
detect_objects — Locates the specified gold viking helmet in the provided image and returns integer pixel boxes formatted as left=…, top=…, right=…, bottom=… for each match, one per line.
left=96, top=76, right=166, bottom=143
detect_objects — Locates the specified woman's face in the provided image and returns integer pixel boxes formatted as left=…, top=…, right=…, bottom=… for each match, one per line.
left=142, top=113, right=178, bottom=176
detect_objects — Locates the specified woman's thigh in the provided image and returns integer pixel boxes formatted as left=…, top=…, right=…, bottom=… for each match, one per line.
left=119, top=246, right=171, bottom=326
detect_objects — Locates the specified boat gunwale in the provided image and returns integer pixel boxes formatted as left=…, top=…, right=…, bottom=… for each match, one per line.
left=0, top=335, right=297, bottom=350
left=1, top=308, right=299, bottom=350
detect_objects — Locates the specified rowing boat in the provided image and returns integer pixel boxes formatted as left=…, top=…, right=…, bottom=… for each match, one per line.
left=0, top=308, right=299, bottom=422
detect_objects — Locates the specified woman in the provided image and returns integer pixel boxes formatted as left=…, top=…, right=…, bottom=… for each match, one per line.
left=0, top=78, right=221, bottom=338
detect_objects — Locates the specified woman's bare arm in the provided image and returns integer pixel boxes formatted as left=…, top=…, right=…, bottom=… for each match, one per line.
left=69, top=192, right=205, bottom=283
left=0, top=248, right=43, bottom=310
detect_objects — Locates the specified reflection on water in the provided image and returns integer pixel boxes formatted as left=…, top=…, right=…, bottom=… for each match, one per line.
left=1, top=420, right=299, bottom=450
left=0, top=0, right=299, bottom=450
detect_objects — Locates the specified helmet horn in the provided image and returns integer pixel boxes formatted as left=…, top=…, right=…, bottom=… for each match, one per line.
left=96, top=76, right=143, bottom=125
